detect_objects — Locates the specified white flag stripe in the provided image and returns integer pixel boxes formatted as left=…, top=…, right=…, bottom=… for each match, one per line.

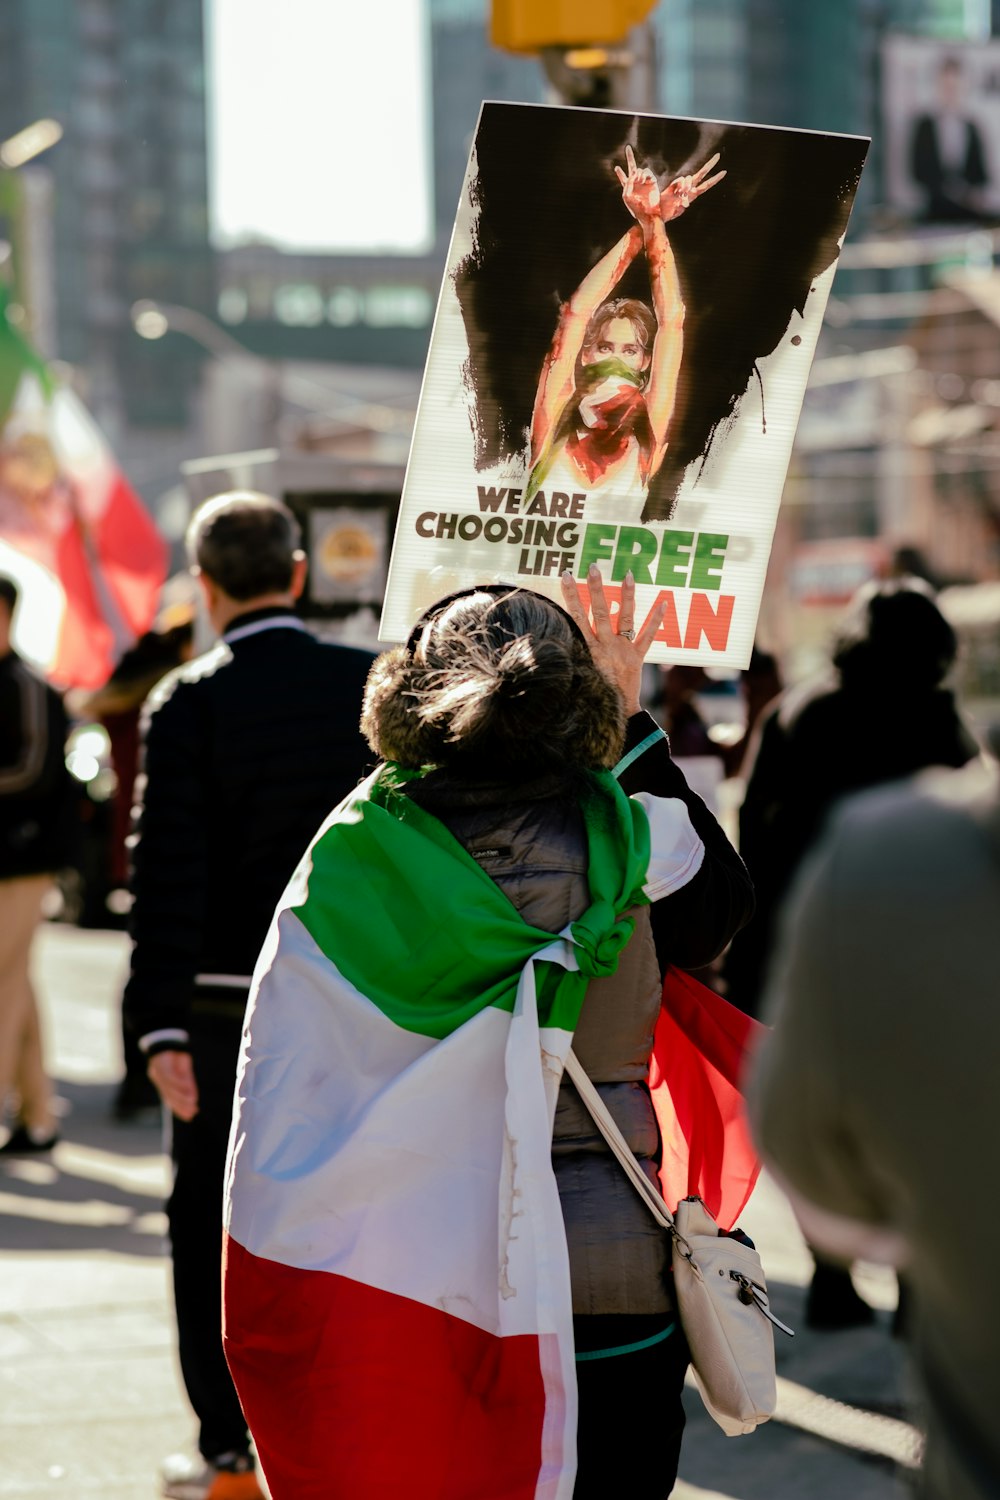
left=227, top=908, right=578, bottom=1340
left=631, top=791, right=705, bottom=899
left=500, top=944, right=577, bottom=1498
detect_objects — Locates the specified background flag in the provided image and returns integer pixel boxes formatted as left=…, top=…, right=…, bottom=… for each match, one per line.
left=0, top=289, right=167, bottom=687
left=654, top=967, right=765, bottom=1228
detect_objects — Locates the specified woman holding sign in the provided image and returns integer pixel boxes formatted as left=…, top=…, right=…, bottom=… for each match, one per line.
left=223, top=571, right=756, bottom=1499
left=527, top=147, right=724, bottom=516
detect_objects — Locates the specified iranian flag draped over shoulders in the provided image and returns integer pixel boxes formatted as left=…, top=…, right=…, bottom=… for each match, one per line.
left=0, top=289, right=166, bottom=688
left=223, top=746, right=762, bottom=1499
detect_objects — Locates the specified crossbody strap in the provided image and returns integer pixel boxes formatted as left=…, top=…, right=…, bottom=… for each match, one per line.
left=564, top=1049, right=692, bottom=1254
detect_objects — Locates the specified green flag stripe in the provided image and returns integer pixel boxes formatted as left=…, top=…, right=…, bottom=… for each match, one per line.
left=293, top=768, right=650, bottom=1041
left=0, top=287, right=54, bottom=426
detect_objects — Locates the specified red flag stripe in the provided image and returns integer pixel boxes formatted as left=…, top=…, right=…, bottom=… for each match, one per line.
left=223, top=1235, right=550, bottom=1500
left=91, top=469, right=167, bottom=638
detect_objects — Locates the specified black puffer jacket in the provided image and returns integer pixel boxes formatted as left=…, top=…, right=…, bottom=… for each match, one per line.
left=0, top=651, right=76, bottom=879
left=124, top=609, right=375, bottom=1043
left=726, top=672, right=979, bottom=1016
left=407, top=711, right=753, bottom=1316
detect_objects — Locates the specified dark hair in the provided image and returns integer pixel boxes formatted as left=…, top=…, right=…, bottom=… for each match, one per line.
left=832, top=577, right=957, bottom=692
left=362, top=587, right=624, bottom=775
left=582, top=298, right=656, bottom=369
left=186, top=491, right=301, bottom=601
left=0, top=575, right=18, bottom=615
left=109, top=619, right=195, bottom=688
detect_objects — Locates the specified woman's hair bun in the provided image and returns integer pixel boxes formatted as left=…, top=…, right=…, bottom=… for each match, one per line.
left=361, top=589, right=625, bottom=773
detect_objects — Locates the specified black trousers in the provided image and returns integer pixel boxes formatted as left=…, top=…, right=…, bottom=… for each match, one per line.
left=573, top=1316, right=689, bottom=1499
left=167, top=1019, right=250, bottom=1463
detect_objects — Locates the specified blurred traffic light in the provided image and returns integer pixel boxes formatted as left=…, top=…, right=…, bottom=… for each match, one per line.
left=491, top=0, right=658, bottom=53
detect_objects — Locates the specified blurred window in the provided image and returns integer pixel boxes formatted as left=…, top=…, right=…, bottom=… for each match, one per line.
left=218, top=287, right=249, bottom=324
left=179, top=202, right=210, bottom=243
left=327, top=287, right=364, bottom=326
left=130, top=191, right=166, bottom=235
left=274, top=284, right=324, bottom=326
left=80, top=53, right=118, bottom=90
left=84, top=201, right=118, bottom=242
left=363, top=285, right=433, bottom=327
left=79, top=0, right=116, bottom=41
left=80, top=154, right=120, bottom=191
left=175, top=151, right=207, bottom=191
left=76, top=97, right=116, bottom=138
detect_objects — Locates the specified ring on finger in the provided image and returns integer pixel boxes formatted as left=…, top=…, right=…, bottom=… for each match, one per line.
left=619, top=627, right=636, bottom=641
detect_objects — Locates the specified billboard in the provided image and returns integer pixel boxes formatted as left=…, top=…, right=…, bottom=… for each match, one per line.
left=883, top=35, right=1000, bottom=224
left=381, top=103, right=868, bottom=666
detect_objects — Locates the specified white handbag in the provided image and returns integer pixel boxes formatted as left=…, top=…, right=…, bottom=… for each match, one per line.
left=564, top=1049, right=792, bottom=1436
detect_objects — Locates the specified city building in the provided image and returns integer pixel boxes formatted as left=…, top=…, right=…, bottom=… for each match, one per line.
left=213, top=0, right=544, bottom=374
left=0, top=0, right=214, bottom=430
left=646, top=0, right=1000, bottom=647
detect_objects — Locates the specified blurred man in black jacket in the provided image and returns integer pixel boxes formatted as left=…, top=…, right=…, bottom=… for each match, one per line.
left=124, top=493, right=374, bottom=1500
left=0, top=575, right=76, bottom=1155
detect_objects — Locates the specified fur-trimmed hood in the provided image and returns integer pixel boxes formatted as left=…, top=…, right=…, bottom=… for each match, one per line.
left=360, top=643, right=626, bottom=774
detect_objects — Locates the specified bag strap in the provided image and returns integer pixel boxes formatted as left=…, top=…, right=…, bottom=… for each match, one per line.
left=564, top=1049, right=692, bottom=1256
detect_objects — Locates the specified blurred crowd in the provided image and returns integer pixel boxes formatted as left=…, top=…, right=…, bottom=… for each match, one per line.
left=1, top=513, right=998, bottom=1499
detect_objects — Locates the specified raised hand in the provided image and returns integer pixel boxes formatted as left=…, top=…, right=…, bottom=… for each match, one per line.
left=560, top=566, right=665, bottom=717
left=659, top=151, right=726, bottom=223
left=615, top=143, right=661, bottom=223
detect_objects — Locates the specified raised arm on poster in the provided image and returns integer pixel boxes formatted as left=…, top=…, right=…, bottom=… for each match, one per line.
left=528, top=147, right=725, bottom=506
left=381, top=104, right=869, bottom=667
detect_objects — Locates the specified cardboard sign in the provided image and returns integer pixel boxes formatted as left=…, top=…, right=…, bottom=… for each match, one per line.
left=381, top=103, right=868, bottom=665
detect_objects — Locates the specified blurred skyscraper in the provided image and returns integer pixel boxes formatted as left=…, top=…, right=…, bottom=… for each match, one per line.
left=654, top=0, right=975, bottom=205
left=0, top=0, right=214, bottom=430
left=430, top=1, right=979, bottom=223
left=428, top=0, right=544, bottom=239
left=214, top=1, right=545, bottom=375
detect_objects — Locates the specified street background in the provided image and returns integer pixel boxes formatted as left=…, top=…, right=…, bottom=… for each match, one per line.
left=1, top=923, right=918, bottom=1500
left=3, top=1, right=1000, bottom=1495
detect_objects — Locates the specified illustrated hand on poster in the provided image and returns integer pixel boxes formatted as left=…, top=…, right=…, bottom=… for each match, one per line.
left=626, top=147, right=726, bottom=223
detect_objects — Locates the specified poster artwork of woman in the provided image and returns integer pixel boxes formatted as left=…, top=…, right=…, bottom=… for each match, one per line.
left=527, top=146, right=725, bottom=519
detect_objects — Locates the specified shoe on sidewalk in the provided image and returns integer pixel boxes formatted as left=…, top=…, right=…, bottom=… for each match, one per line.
left=805, top=1261, right=875, bottom=1331
left=0, top=1123, right=59, bottom=1155
left=161, top=1451, right=264, bottom=1500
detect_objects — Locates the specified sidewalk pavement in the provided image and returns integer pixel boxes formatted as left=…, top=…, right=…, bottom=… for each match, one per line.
left=0, top=923, right=920, bottom=1499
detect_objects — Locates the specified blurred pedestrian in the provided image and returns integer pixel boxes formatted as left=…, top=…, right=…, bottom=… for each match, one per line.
left=656, top=664, right=725, bottom=760
left=751, top=755, right=1000, bottom=1500
left=0, top=575, right=77, bottom=1154
left=721, top=646, right=783, bottom=779
left=77, top=606, right=197, bottom=894
left=74, top=607, right=196, bottom=1120
left=725, top=577, right=978, bottom=1326
left=123, top=493, right=374, bottom=1500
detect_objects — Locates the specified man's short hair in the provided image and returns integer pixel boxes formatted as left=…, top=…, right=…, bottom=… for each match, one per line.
left=186, top=491, right=302, bottom=601
left=0, top=575, right=18, bottom=615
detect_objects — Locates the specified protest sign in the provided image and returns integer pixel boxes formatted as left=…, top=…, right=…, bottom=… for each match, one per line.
left=381, top=103, right=868, bottom=665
